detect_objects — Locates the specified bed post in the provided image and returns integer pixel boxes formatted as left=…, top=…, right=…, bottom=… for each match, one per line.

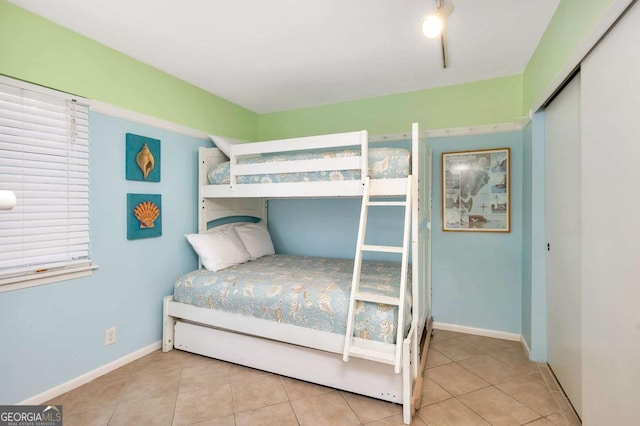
left=360, top=130, right=369, bottom=183
left=411, top=123, right=424, bottom=335
left=407, top=121, right=422, bottom=426
left=402, top=325, right=413, bottom=424
left=162, top=295, right=176, bottom=352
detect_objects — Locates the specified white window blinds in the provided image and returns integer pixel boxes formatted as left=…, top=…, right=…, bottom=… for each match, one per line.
left=0, top=79, right=91, bottom=280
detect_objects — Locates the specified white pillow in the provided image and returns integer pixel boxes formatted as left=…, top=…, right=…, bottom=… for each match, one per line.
left=235, top=222, right=275, bottom=260
left=208, top=135, right=247, bottom=158
left=185, top=226, right=251, bottom=271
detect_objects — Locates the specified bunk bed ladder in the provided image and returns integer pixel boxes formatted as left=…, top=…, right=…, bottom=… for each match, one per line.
left=343, top=176, right=412, bottom=374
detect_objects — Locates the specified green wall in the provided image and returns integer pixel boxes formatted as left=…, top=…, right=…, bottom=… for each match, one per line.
left=2, top=0, right=619, bottom=140
left=257, top=0, right=620, bottom=140
left=258, top=75, right=523, bottom=139
left=0, top=0, right=257, bottom=139
left=523, top=0, right=616, bottom=112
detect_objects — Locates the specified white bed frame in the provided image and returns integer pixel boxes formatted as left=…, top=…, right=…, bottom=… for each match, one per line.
left=163, top=123, right=432, bottom=424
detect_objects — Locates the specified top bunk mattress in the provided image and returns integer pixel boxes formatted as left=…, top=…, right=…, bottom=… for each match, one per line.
left=208, top=147, right=410, bottom=185
left=174, top=254, right=411, bottom=343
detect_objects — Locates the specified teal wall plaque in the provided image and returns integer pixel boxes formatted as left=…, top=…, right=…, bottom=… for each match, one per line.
left=126, top=133, right=161, bottom=182
left=127, top=193, right=162, bottom=240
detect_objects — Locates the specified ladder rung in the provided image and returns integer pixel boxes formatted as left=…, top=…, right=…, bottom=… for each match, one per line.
left=367, top=201, right=407, bottom=207
left=347, top=345, right=396, bottom=364
left=356, top=292, right=401, bottom=305
left=361, top=244, right=403, bottom=253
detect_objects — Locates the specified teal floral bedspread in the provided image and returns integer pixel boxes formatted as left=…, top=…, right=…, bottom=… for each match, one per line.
left=208, top=147, right=410, bottom=184
left=174, top=254, right=412, bottom=343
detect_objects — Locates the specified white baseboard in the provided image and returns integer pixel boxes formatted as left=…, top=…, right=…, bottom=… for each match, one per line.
left=433, top=321, right=521, bottom=342
left=18, top=341, right=161, bottom=405
left=520, top=336, right=532, bottom=358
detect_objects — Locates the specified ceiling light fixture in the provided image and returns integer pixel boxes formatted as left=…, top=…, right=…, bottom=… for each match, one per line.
left=421, top=1, right=454, bottom=39
left=421, top=0, right=454, bottom=68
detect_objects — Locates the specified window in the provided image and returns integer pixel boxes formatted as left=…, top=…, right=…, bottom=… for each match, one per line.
left=0, top=77, right=93, bottom=291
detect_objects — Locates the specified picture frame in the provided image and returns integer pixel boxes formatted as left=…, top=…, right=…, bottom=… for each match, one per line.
left=127, top=193, right=162, bottom=240
left=126, top=133, right=161, bottom=182
left=442, top=148, right=510, bottom=232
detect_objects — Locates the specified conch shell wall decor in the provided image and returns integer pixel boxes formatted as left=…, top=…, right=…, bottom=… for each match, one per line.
left=136, top=143, right=155, bottom=180
left=126, top=133, right=160, bottom=182
left=134, top=201, right=160, bottom=228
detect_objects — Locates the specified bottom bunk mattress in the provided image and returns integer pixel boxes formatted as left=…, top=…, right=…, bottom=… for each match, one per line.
left=173, top=254, right=411, bottom=344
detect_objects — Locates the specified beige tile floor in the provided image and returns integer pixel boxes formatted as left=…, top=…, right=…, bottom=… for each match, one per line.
left=46, top=329, right=581, bottom=425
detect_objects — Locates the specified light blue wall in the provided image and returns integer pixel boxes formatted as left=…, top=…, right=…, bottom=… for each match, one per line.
left=429, top=131, right=523, bottom=334
left=529, top=112, right=547, bottom=361
left=522, top=123, right=533, bottom=346
left=520, top=113, right=547, bottom=360
left=268, top=198, right=405, bottom=262
left=0, top=113, right=208, bottom=404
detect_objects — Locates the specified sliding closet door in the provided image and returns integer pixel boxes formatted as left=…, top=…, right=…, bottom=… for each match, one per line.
left=545, top=74, right=582, bottom=416
left=581, top=2, right=640, bottom=423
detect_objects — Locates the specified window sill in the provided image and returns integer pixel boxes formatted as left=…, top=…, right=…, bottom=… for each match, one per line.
left=0, top=264, right=99, bottom=293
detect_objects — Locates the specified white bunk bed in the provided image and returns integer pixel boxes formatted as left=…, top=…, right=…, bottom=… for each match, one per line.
left=162, top=123, right=432, bottom=424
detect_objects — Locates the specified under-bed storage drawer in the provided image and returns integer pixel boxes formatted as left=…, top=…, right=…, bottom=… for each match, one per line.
left=173, top=321, right=403, bottom=403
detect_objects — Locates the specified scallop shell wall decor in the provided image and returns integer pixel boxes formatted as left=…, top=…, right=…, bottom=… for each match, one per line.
left=134, top=200, right=159, bottom=228
left=127, top=193, right=162, bottom=240
left=126, top=133, right=161, bottom=182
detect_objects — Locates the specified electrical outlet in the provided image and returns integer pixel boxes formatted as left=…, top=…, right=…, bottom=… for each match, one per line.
left=105, top=327, right=117, bottom=345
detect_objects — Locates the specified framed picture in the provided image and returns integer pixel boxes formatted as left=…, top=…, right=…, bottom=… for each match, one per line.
left=127, top=193, right=162, bottom=240
left=442, top=148, right=510, bottom=232
left=126, top=133, right=161, bottom=182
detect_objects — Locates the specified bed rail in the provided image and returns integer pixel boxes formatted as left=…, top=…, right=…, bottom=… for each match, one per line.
left=198, top=128, right=419, bottom=198
left=229, top=130, right=368, bottom=190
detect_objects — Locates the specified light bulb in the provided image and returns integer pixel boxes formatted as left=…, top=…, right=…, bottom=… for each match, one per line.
left=421, top=15, right=443, bottom=38
left=421, top=2, right=454, bottom=39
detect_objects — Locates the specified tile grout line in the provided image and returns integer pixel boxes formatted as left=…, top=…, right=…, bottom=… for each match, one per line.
left=286, top=400, right=301, bottom=426
left=540, top=363, right=581, bottom=424
left=535, top=363, right=572, bottom=423
left=338, top=391, right=364, bottom=425
left=168, top=364, right=183, bottom=426
left=278, top=376, right=302, bottom=426
left=491, top=384, right=548, bottom=424
left=103, top=372, right=132, bottom=425
left=454, top=355, right=512, bottom=385
left=453, top=385, right=502, bottom=426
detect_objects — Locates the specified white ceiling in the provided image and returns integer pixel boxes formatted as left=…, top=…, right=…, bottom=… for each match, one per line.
left=10, top=0, right=560, bottom=114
